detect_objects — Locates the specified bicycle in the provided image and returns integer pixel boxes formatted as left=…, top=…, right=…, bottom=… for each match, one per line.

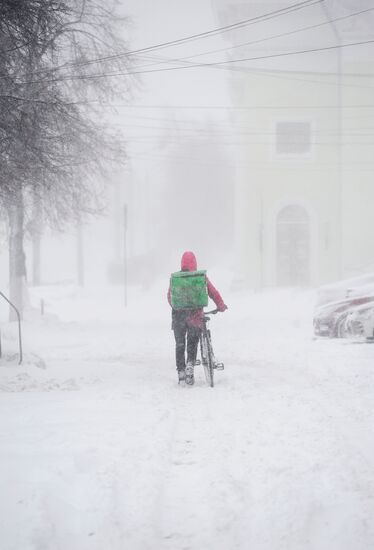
left=199, top=309, right=224, bottom=387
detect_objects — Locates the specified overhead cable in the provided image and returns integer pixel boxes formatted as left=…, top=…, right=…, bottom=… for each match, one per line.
left=18, top=37, right=374, bottom=86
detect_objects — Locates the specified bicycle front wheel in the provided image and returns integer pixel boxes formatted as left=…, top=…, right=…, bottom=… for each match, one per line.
left=201, top=331, right=214, bottom=388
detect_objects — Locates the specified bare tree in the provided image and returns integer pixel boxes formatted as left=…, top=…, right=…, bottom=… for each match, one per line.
left=0, top=0, right=134, bottom=318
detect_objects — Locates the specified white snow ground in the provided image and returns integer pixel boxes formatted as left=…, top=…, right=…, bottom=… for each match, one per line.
left=0, top=282, right=374, bottom=550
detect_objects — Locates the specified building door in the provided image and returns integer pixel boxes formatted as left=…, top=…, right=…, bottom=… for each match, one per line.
left=277, top=205, right=310, bottom=286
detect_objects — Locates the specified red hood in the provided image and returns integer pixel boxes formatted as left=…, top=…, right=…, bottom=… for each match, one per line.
left=181, top=251, right=197, bottom=271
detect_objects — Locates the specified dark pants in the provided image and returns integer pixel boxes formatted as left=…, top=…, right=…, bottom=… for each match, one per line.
left=172, top=310, right=201, bottom=371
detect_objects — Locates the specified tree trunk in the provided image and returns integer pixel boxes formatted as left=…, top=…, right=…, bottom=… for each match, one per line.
left=31, top=193, right=43, bottom=286
left=8, top=187, right=27, bottom=320
left=32, top=231, right=41, bottom=286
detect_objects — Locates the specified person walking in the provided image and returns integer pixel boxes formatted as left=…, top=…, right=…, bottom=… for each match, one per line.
left=167, top=251, right=227, bottom=384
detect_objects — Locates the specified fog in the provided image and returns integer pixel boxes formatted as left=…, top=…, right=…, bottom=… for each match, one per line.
left=1, top=2, right=374, bottom=549
left=1, top=0, right=373, bottom=291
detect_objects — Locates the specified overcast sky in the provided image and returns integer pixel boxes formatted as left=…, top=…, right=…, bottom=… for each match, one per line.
left=118, top=0, right=231, bottom=115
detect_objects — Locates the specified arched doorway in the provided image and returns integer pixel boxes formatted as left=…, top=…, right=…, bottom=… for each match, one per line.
left=277, top=205, right=310, bottom=286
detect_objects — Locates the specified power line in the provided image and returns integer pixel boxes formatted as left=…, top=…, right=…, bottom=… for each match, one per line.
left=4, top=0, right=322, bottom=83
left=240, top=63, right=374, bottom=92
left=113, top=112, right=374, bottom=128
left=114, top=38, right=374, bottom=75
left=48, top=0, right=322, bottom=73
left=128, top=152, right=374, bottom=170
left=98, top=51, right=374, bottom=96
left=92, top=102, right=374, bottom=109
left=19, top=37, right=374, bottom=86
left=113, top=122, right=374, bottom=136
left=7, top=2, right=374, bottom=98
left=123, top=134, right=374, bottom=145
left=127, top=6, right=374, bottom=69
left=125, top=50, right=374, bottom=94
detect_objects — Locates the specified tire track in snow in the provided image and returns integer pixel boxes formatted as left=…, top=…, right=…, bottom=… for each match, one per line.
left=156, top=379, right=248, bottom=550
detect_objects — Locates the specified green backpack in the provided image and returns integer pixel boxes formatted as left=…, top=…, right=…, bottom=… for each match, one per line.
left=170, top=270, right=208, bottom=309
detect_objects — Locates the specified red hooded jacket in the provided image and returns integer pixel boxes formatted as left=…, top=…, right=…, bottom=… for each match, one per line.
left=167, top=251, right=227, bottom=328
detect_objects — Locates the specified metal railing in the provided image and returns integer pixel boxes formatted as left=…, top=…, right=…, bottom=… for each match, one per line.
left=0, top=292, right=23, bottom=365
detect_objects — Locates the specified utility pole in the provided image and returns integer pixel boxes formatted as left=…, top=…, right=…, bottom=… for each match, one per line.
left=322, top=2, right=343, bottom=279
left=123, top=204, right=128, bottom=306
left=77, top=222, right=84, bottom=287
left=113, top=179, right=122, bottom=263
left=31, top=186, right=43, bottom=286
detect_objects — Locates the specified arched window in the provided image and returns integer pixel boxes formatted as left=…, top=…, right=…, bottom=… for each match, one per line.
left=277, top=205, right=310, bottom=286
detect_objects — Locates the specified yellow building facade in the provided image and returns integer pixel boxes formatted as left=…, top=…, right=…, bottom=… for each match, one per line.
left=213, top=0, right=374, bottom=287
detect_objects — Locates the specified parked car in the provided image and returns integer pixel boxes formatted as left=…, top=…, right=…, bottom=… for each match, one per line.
left=314, top=275, right=374, bottom=338
left=345, top=301, right=374, bottom=340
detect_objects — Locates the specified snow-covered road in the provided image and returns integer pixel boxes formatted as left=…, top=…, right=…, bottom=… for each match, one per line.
left=0, top=284, right=374, bottom=550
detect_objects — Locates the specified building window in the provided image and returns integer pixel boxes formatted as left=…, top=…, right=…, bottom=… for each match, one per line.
left=276, top=121, right=312, bottom=157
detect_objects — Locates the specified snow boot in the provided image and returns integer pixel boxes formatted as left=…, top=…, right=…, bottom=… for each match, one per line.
left=177, top=369, right=186, bottom=383
left=185, top=362, right=195, bottom=385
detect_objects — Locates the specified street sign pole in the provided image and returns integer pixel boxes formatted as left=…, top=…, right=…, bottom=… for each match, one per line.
left=123, top=204, right=128, bottom=307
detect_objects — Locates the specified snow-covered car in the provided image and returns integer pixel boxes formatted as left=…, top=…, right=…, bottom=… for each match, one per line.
left=314, top=274, right=374, bottom=338
left=315, top=273, right=374, bottom=307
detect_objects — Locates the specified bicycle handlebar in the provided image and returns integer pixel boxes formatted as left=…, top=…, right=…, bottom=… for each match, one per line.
left=204, top=308, right=219, bottom=315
